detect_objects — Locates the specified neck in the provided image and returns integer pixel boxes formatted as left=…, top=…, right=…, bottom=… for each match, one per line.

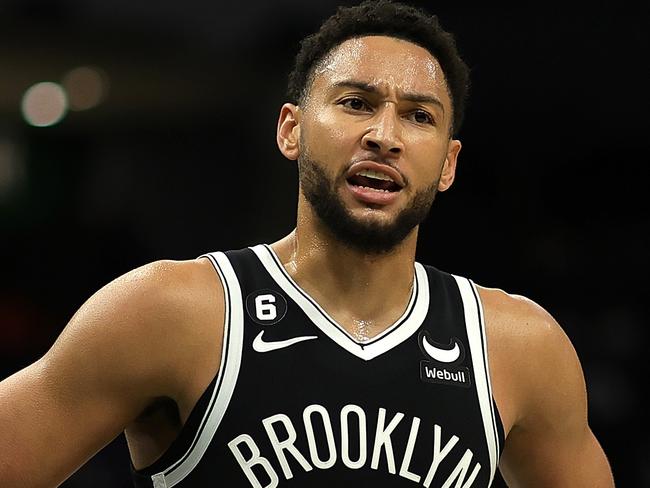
left=270, top=199, right=418, bottom=340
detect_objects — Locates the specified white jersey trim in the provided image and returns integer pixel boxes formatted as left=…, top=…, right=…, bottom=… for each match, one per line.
left=250, top=244, right=430, bottom=361
left=453, top=275, right=500, bottom=485
left=470, top=279, right=501, bottom=464
left=151, top=252, right=244, bottom=487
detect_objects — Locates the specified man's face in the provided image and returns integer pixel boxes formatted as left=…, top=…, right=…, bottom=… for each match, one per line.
left=286, top=35, right=460, bottom=254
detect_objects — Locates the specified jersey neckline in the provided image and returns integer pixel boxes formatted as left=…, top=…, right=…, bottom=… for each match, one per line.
left=249, top=244, right=430, bottom=361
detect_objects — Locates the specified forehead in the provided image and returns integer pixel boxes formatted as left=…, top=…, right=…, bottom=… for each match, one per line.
left=312, top=35, right=449, bottom=101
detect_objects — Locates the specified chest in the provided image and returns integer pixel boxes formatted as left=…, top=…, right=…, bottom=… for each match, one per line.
left=129, top=249, right=507, bottom=487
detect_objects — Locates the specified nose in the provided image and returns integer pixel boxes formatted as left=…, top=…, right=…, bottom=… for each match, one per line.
left=361, top=106, right=404, bottom=156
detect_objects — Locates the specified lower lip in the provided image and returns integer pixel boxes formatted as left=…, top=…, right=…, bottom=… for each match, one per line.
left=345, top=181, right=401, bottom=206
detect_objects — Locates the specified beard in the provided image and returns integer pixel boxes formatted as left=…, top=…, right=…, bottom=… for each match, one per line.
left=298, top=153, right=439, bottom=255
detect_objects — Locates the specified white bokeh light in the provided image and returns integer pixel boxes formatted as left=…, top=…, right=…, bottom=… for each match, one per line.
left=21, top=82, right=68, bottom=127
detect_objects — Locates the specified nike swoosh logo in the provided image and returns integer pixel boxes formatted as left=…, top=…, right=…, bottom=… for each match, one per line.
left=252, top=330, right=318, bottom=353
left=421, top=335, right=461, bottom=363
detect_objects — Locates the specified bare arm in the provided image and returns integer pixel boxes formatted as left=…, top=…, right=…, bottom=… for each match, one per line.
left=0, top=259, right=223, bottom=487
left=497, top=297, right=615, bottom=487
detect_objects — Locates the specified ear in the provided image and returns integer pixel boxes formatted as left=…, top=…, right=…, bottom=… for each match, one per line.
left=437, top=138, right=461, bottom=192
left=276, top=103, right=301, bottom=161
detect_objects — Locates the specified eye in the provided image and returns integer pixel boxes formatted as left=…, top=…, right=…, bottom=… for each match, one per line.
left=340, top=97, right=370, bottom=112
left=408, top=110, right=434, bottom=125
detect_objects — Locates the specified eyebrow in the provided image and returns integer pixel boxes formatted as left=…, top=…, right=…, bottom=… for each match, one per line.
left=331, top=79, right=445, bottom=113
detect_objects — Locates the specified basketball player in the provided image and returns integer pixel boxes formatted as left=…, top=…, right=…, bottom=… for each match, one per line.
left=0, top=2, right=615, bottom=487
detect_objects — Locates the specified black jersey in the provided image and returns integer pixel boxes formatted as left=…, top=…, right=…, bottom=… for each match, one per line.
left=131, top=245, right=505, bottom=488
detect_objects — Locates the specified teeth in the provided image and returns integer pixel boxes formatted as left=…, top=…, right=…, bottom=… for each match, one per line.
left=355, top=169, right=394, bottom=182
left=359, top=186, right=390, bottom=192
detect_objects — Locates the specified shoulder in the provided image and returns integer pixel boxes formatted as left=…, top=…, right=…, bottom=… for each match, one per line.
left=475, top=285, right=586, bottom=428
left=471, top=289, right=614, bottom=486
left=476, top=285, right=569, bottom=346
left=45, top=256, right=225, bottom=407
left=0, top=256, right=226, bottom=485
left=74, top=257, right=223, bottom=345
left=476, top=285, right=578, bottom=366
left=106, top=257, right=223, bottom=321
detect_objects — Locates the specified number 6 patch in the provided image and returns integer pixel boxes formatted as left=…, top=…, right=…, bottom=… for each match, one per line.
left=245, top=289, right=288, bottom=326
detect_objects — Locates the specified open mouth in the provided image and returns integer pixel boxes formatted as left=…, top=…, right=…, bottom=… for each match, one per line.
left=346, top=169, right=402, bottom=193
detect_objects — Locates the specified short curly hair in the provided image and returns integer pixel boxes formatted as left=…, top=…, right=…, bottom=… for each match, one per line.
left=287, top=0, right=470, bottom=136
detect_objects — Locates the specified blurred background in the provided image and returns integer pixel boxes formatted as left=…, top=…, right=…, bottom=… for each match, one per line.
left=1, top=0, right=648, bottom=486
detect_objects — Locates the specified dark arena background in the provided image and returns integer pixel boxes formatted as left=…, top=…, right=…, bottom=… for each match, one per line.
left=1, top=1, right=648, bottom=486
